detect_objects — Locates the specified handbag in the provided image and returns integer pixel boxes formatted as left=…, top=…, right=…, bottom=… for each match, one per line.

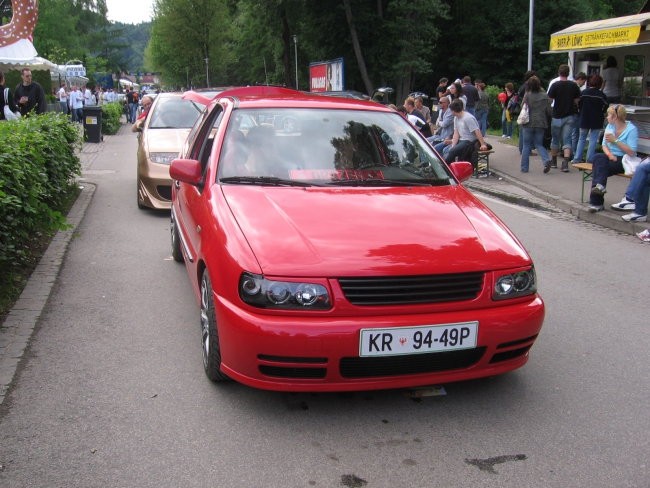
left=3, top=88, right=20, bottom=120
left=622, top=154, right=643, bottom=175
left=517, top=101, right=529, bottom=125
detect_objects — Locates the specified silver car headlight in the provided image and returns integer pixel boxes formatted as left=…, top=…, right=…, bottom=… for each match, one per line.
left=239, top=273, right=331, bottom=310
left=493, top=267, right=537, bottom=300
left=149, top=152, right=178, bottom=165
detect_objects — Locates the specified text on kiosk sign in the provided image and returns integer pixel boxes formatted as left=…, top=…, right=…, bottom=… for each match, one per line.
left=550, top=25, right=641, bottom=50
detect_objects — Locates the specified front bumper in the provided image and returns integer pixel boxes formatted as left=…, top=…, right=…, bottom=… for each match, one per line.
left=214, top=295, right=545, bottom=392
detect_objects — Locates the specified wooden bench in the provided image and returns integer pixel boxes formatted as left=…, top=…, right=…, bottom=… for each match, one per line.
left=474, top=150, right=494, bottom=177
left=572, top=162, right=632, bottom=203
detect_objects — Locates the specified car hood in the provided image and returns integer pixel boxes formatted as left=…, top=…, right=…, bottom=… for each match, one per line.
left=221, top=185, right=531, bottom=276
left=144, top=128, right=191, bottom=152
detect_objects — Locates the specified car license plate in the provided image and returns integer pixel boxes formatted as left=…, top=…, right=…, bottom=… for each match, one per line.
left=359, top=321, right=478, bottom=357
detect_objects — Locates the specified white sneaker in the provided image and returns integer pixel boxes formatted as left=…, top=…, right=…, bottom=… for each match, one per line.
left=588, top=204, right=604, bottom=213
left=611, top=197, right=635, bottom=211
left=501, top=135, right=507, bottom=139
left=621, top=213, right=647, bottom=222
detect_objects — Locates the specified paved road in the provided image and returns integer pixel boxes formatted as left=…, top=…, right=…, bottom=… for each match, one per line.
left=0, top=127, right=648, bottom=487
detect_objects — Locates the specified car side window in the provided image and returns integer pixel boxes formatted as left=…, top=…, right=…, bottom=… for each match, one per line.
left=189, top=107, right=223, bottom=164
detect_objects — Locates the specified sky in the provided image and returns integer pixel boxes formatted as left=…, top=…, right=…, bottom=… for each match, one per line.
left=106, top=0, right=155, bottom=24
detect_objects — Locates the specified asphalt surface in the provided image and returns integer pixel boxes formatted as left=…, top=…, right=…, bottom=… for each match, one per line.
left=0, top=125, right=648, bottom=406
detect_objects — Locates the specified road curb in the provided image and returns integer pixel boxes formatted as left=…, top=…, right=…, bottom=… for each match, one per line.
left=0, top=182, right=96, bottom=406
left=468, top=169, right=649, bottom=236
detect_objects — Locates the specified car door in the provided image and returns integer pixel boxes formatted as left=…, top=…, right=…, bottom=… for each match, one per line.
left=174, top=106, right=225, bottom=269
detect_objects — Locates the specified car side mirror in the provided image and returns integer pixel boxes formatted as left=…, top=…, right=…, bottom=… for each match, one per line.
left=170, top=158, right=203, bottom=186
left=449, top=161, right=474, bottom=182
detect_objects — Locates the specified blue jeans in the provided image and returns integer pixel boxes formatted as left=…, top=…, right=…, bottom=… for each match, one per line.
left=501, top=109, right=513, bottom=137
left=570, top=114, right=579, bottom=157
left=129, top=102, right=138, bottom=123
left=574, top=128, right=601, bottom=163
left=520, top=127, right=550, bottom=172
left=73, top=107, right=83, bottom=123
left=551, top=116, right=574, bottom=152
left=589, top=153, right=624, bottom=205
left=625, top=160, right=650, bottom=216
left=433, top=141, right=450, bottom=157
left=475, top=108, right=488, bottom=136
left=445, top=140, right=474, bottom=163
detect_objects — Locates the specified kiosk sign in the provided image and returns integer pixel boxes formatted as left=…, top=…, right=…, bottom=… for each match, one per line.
left=550, top=26, right=641, bottom=50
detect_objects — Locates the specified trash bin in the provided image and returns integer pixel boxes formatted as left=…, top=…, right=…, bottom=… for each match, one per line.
left=82, top=105, right=103, bottom=143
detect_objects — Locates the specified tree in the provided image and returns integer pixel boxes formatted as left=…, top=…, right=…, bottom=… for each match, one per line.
left=148, top=0, right=231, bottom=88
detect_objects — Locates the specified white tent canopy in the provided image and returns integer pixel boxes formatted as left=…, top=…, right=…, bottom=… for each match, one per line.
left=0, top=56, right=63, bottom=73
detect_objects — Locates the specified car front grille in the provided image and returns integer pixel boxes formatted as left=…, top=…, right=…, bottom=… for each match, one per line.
left=338, top=272, right=484, bottom=306
left=339, top=348, right=486, bottom=378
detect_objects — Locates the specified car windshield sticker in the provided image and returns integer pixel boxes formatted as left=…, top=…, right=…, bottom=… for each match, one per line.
left=289, top=169, right=385, bottom=180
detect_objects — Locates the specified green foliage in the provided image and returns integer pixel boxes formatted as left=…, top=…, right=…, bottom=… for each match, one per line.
left=34, top=0, right=146, bottom=82
left=486, top=85, right=505, bottom=133
left=0, top=114, right=82, bottom=270
left=101, top=102, right=124, bottom=134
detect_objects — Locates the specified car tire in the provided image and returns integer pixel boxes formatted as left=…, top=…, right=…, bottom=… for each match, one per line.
left=170, top=213, right=184, bottom=263
left=136, top=179, right=146, bottom=209
left=200, top=269, right=229, bottom=382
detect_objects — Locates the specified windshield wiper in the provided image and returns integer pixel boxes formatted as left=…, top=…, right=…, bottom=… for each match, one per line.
left=332, top=178, right=433, bottom=187
left=219, top=176, right=317, bottom=187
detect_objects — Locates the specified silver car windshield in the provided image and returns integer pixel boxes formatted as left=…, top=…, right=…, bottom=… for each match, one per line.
left=148, top=97, right=204, bottom=129
left=217, top=108, right=453, bottom=186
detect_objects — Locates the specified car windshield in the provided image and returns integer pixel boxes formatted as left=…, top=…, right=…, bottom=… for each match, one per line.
left=217, top=108, right=453, bottom=186
left=148, top=97, right=204, bottom=129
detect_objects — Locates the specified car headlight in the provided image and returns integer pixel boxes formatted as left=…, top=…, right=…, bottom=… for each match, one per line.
left=493, top=267, right=537, bottom=300
left=239, top=273, right=331, bottom=310
left=149, top=152, right=178, bottom=165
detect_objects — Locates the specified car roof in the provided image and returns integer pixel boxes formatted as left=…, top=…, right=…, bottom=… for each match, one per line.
left=212, top=86, right=393, bottom=111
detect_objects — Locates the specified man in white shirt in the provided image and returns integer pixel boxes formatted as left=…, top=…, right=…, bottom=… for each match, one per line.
left=83, top=85, right=93, bottom=106
left=69, top=86, right=83, bottom=123
left=57, top=84, right=68, bottom=115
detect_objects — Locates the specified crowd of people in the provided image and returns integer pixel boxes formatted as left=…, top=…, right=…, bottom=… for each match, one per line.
left=0, top=67, right=144, bottom=124
left=2, top=64, right=649, bottom=225
left=394, top=63, right=648, bottom=224
left=394, top=75, right=491, bottom=167
left=513, top=60, right=646, bottom=221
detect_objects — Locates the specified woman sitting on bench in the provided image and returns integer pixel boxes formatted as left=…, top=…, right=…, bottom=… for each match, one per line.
left=587, top=105, right=638, bottom=213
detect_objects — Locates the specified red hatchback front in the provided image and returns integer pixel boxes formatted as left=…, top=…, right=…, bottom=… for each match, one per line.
left=170, top=86, right=544, bottom=392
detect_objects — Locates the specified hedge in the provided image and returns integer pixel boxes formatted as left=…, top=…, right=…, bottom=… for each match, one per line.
left=101, top=101, right=124, bottom=135
left=0, top=113, right=82, bottom=269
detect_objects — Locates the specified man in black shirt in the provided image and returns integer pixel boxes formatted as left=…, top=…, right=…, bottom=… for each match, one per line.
left=461, top=76, right=480, bottom=116
left=547, top=64, right=581, bottom=172
left=14, top=68, right=46, bottom=116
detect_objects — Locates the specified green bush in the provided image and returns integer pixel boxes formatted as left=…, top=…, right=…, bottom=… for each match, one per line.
left=486, top=84, right=504, bottom=133
left=0, top=113, right=82, bottom=269
left=101, top=102, right=124, bottom=135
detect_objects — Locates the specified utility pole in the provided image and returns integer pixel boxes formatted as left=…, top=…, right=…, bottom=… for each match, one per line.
left=205, top=57, right=209, bottom=87
left=293, top=35, right=298, bottom=89
left=527, top=0, right=534, bottom=71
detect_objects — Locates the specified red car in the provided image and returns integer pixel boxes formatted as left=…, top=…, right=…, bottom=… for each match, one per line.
left=170, top=86, right=544, bottom=392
